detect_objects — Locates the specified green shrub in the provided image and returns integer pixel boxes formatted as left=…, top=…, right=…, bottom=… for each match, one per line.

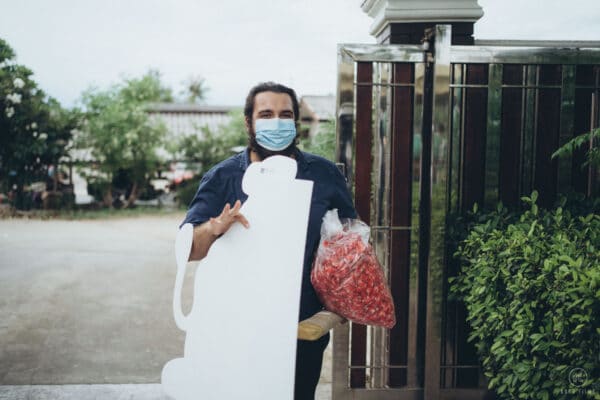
left=552, top=127, right=600, bottom=169
left=175, top=179, right=199, bottom=208
left=450, top=192, right=600, bottom=400
left=86, top=179, right=109, bottom=203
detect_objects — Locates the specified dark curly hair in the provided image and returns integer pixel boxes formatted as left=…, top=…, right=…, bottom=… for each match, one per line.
left=243, top=82, right=300, bottom=124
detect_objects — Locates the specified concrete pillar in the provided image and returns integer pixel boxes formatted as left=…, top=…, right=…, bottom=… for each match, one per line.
left=361, top=0, right=484, bottom=44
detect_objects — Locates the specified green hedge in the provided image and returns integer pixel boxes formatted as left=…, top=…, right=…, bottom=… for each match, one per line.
left=450, top=192, right=600, bottom=400
left=175, top=178, right=199, bottom=208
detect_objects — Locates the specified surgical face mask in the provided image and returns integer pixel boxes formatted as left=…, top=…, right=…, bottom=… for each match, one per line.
left=254, top=118, right=296, bottom=151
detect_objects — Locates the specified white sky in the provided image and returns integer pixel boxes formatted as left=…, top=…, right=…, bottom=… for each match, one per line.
left=0, top=0, right=599, bottom=108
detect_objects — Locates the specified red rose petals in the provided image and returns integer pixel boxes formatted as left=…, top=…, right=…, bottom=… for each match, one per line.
left=311, top=212, right=396, bottom=329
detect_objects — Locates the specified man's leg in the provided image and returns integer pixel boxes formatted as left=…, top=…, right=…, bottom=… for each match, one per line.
left=294, top=333, right=330, bottom=400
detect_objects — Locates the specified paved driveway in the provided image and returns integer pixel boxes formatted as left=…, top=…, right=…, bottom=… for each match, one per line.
left=0, top=215, right=187, bottom=384
left=0, top=215, right=332, bottom=397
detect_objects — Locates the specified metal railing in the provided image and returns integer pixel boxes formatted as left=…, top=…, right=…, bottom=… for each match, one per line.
left=334, top=24, right=600, bottom=400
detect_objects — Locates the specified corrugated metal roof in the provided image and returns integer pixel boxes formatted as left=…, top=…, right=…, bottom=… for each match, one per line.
left=146, top=103, right=240, bottom=114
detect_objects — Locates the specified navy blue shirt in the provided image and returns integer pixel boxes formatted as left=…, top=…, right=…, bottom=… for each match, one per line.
left=181, top=148, right=357, bottom=321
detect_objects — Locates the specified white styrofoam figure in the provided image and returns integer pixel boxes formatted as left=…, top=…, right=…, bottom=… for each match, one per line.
left=162, top=155, right=314, bottom=400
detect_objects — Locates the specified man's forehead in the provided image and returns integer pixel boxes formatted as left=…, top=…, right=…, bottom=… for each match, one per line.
left=254, top=91, right=293, bottom=110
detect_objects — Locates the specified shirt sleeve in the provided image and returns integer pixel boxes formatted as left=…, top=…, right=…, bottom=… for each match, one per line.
left=180, top=170, right=224, bottom=227
left=330, top=165, right=357, bottom=220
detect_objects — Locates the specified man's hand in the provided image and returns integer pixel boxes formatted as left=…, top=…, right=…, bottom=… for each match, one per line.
left=208, top=200, right=250, bottom=236
left=189, top=200, right=249, bottom=261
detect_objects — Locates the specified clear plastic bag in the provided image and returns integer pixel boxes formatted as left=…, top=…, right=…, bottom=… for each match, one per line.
left=310, top=209, right=396, bottom=329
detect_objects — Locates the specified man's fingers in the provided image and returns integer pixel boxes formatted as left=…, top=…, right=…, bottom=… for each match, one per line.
left=237, top=213, right=250, bottom=229
left=228, top=200, right=241, bottom=216
left=219, top=203, right=233, bottom=221
left=215, top=200, right=249, bottom=231
left=229, top=201, right=249, bottom=228
left=229, top=200, right=242, bottom=217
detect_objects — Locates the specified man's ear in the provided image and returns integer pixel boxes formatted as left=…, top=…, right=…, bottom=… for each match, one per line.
left=244, top=117, right=251, bottom=132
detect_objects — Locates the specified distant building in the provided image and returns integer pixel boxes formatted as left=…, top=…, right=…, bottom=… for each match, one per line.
left=298, top=95, right=335, bottom=138
left=67, top=97, right=335, bottom=203
left=146, top=103, right=239, bottom=139
left=147, top=97, right=335, bottom=143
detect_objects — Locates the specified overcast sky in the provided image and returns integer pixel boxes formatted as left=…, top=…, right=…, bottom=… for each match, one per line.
left=1, top=0, right=599, bottom=108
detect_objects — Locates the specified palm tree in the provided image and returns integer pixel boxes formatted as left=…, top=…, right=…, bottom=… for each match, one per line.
left=182, top=76, right=209, bottom=104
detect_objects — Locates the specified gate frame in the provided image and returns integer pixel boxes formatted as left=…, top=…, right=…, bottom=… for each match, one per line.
left=333, top=25, right=600, bottom=400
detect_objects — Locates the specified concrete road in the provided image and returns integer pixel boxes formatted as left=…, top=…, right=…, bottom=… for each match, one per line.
left=0, top=215, right=332, bottom=397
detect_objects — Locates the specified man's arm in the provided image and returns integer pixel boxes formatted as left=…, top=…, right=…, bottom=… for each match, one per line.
left=189, top=200, right=249, bottom=261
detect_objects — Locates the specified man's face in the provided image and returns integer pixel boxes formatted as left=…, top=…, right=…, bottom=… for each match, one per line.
left=246, top=91, right=295, bottom=133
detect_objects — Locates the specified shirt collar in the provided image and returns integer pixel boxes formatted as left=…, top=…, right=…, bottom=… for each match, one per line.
left=239, top=147, right=251, bottom=170
left=294, top=148, right=310, bottom=172
left=239, top=147, right=309, bottom=172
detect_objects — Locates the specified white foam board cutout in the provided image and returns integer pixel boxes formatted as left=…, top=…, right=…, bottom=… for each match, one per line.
left=162, top=155, right=313, bottom=400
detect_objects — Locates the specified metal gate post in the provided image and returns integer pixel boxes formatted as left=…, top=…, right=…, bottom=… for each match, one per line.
left=424, top=24, right=452, bottom=400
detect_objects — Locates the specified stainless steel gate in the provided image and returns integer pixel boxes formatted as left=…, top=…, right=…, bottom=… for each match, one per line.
left=333, top=25, right=600, bottom=400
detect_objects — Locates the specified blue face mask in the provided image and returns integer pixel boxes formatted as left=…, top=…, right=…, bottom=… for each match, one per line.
left=254, top=118, right=296, bottom=151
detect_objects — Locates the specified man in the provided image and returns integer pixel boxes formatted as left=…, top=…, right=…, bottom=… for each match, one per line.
left=181, top=82, right=356, bottom=400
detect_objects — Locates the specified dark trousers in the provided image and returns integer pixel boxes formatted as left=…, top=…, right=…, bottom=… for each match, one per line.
left=294, top=333, right=330, bottom=400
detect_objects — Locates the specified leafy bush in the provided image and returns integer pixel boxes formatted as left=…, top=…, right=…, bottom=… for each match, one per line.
left=167, top=110, right=247, bottom=178
left=552, top=127, right=600, bottom=169
left=175, top=178, right=199, bottom=208
left=450, top=192, right=600, bottom=400
left=298, top=119, right=336, bottom=161
left=86, top=178, right=108, bottom=203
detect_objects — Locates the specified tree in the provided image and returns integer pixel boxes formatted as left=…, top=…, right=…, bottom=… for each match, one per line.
left=169, top=110, right=247, bottom=206
left=172, top=110, right=247, bottom=176
left=76, top=70, right=172, bottom=208
left=298, top=119, right=336, bottom=161
left=0, top=38, right=78, bottom=209
left=180, top=75, right=209, bottom=104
